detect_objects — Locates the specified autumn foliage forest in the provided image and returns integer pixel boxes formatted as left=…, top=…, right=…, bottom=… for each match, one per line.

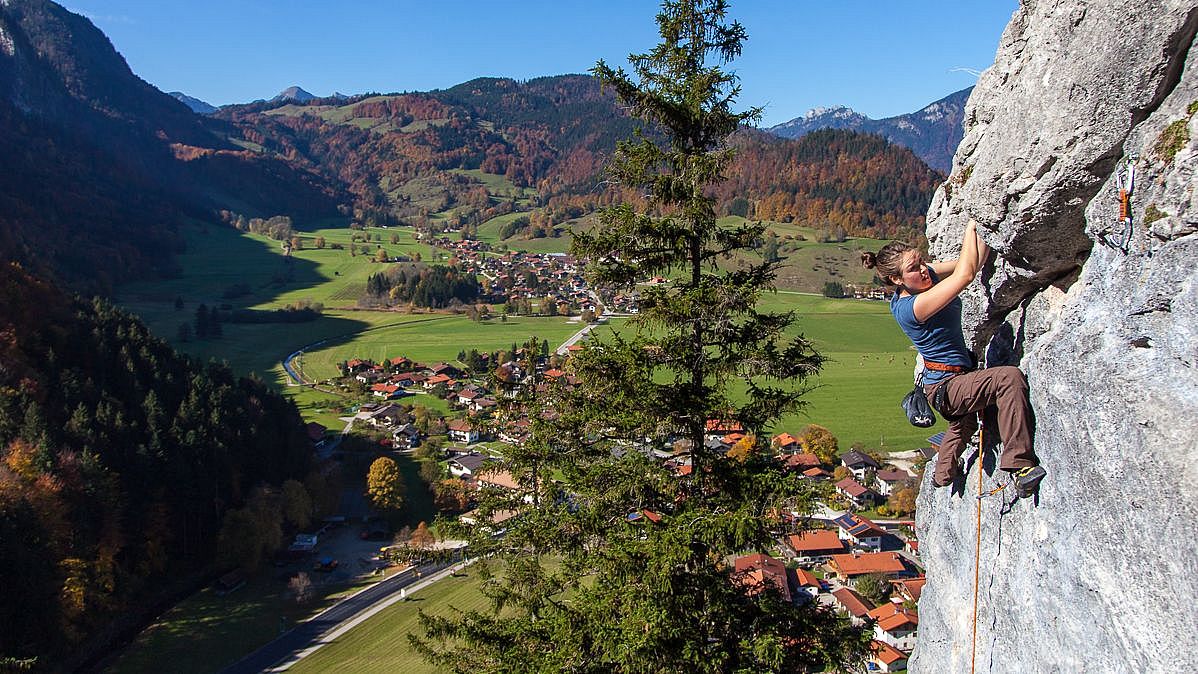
left=216, top=75, right=942, bottom=242
left=0, top=264, right=318, bottom=666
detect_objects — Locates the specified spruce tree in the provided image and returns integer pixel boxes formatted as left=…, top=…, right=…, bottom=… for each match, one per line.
left=413, top=2, right=869, bottom=671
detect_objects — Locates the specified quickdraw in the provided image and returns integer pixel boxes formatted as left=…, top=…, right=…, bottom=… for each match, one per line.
left=1102, top=155, right=1138, bottom=252
left=975, top=482, right=1007, bottom=500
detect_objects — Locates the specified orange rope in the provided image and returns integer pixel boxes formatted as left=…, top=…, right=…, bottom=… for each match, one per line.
left=971, top=422, right=984, bottom=674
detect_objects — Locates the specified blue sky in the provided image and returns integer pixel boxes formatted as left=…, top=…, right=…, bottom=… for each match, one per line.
left=62, top=1, right=1017, bottom=127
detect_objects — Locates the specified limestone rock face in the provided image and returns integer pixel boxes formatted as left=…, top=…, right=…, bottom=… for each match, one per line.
left=911, top=1, right=1198, bottom=672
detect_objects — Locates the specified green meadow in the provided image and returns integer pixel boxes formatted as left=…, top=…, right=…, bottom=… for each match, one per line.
left=288, top=568, right=494, bottom=674
left=117, top=209, right=943, bottom=453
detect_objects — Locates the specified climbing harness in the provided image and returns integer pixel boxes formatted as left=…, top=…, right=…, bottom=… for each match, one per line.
left=1101, top=155, right=1138, bottom=252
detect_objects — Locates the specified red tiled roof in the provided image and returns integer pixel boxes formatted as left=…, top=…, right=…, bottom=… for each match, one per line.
left=447, top=419, right=474, bottom=432
left=794, top=567, right=820, bottom=587
left=786, top=530, right=845, bottom=554
left=733, top=553, right=791, bottom=603
left=783, top=453, right=822, bottom=470
left=894, top=576, right=926, bottom=602
left=705, top=419, right=743, bottom=433
left=871, top=640, right=908, bottom=666
left=877, top=468, right=912, bottom=482
left=829, top=552, right=907, bottom=577
left=773, top=432, right=799, bottom=447
left=868, top=603, right=919, bottom=631
left=802, top=466, right=832, bottom=478
left=835, top=477, right=874, bottom=498
left=831, top=587, right=874, bottom=617
left=478, top=469, right=519, bottom=490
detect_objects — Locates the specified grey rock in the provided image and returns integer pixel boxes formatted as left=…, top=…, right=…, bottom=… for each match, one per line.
left=912, top=1, right=1198, bottom=672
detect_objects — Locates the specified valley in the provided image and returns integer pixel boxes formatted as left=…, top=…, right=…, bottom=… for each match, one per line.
left=114, top=214, right=931, bottom=453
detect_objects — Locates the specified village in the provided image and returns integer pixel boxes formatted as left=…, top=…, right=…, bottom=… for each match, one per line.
left=303, top=344, right=934, bottom=673
left=421, top=235, right=642, bottom=315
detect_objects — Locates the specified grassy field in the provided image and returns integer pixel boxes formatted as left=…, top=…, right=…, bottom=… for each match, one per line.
left=116, top=219, right=938, bottom=451
left=295, top=314, right=588, bottom=381
left=288, top=565, right=495, bottom=674
left=106, top=571, right=382, bottom=674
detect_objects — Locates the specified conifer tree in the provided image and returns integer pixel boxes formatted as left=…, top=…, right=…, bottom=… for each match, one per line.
left=413, top=2, right=868, bottom=671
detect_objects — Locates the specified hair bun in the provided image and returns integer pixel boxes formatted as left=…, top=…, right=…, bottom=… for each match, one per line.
left=861, top=252, right=877, bottom=269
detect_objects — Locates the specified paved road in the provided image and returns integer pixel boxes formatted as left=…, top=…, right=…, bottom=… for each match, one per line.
left=219, top=558, right=456, bottom=674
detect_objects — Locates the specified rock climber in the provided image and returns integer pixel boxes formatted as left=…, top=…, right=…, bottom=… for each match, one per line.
left=861, top=220, right=1046, bottom=498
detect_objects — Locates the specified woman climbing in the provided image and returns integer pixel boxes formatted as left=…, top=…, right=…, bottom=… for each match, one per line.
left=862, top=220, right=1046, bottom=498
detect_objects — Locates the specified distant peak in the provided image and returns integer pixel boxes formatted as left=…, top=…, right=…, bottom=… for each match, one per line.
left=273, top=86, right=315, bottom=103
left=805, top=105, right=857, bottom=119
left=168, top=91, right=217, bottom=114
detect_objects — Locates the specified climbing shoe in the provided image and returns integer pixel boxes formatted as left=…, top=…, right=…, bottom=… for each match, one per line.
left=1012, top=465, right=1046, bottom=498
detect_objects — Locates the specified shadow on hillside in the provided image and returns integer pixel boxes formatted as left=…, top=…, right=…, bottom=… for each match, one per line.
left=120, top=222, right=341, bottom=308
left=115, top=222, right=376, bottom=379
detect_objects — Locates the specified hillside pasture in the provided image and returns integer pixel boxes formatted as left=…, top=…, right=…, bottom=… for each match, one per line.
left=297, top=314, right=590, bottom=381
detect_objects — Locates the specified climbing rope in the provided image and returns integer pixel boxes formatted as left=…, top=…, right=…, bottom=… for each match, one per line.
left=971, top=421, right=985, bottom=674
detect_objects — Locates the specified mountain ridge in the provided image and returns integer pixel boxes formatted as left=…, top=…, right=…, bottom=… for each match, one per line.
left=768, top=87, right=973, bottom=172
left=169, top=90, right=217, bottom=114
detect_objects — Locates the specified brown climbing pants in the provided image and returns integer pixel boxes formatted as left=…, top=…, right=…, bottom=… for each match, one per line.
left=924, top=365, right=1037, bottom=486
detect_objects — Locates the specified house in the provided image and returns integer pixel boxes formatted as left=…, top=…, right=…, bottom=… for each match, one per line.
left=781, top=452, right=821, bottom=472
left=869, top=640, right=909, bottom=672
left=868, top=603, right=919, bottom=651
left=448, top=452, right=491, bottom=477
left=471, top=397, right=497, bottom=412
left=801, top=466, right=833, bottom=480
left=424, top=373, right=453, bottom=389
left=892, top=576, right=926, bottom=604
left=773, top=432, right=800, bottom=452
left=391, top=423, right=422, bottom=450
left=370, top=383, right=403, bottom=399
left=785, top=529, right=846, bottom=565
left=428, top=362, right=460, bottom=377
left=306, top=422, right=328, bottom=447
left=830, top=587, right=874, bottom=626
left=840, top=449, right=881, bottom=481
left=388, top=356, right=413, bottom=372
left=356, top=369, right=385, bottom=384
left=833, top=512, right=885, bottom=551
left=835, top=477, right=881, bottom=509
left=367, top=404, right=404, bottom=427
left=457, top=387, right=484, bottom=406
left=732, top=553, right=791, bottom=603
left=792, top=567, right=821, bottom=602
left=476, top=469, right=528, bottom=501
left=447, top=418, right=480, bottom=444
left=459, top=508, right=518, bottom=529
left=875, top=468, right=913, bottom=497
left=704, top=418, right=743, bottom=442
left=827, top=552, right=910, bottom=585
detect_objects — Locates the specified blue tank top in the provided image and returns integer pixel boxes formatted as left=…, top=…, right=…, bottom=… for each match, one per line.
left=890, top=269, right=973, bottom=386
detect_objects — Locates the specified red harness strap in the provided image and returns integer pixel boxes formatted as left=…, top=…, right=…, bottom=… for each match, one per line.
left=924, top=359, right=971, bottom=373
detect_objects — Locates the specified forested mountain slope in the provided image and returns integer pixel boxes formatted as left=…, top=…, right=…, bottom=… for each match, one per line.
left=219, top=75, right=944, bottom=242
left=0, top=263, right=314, bottom=669
left=0, top=0, right=342, bottom=292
